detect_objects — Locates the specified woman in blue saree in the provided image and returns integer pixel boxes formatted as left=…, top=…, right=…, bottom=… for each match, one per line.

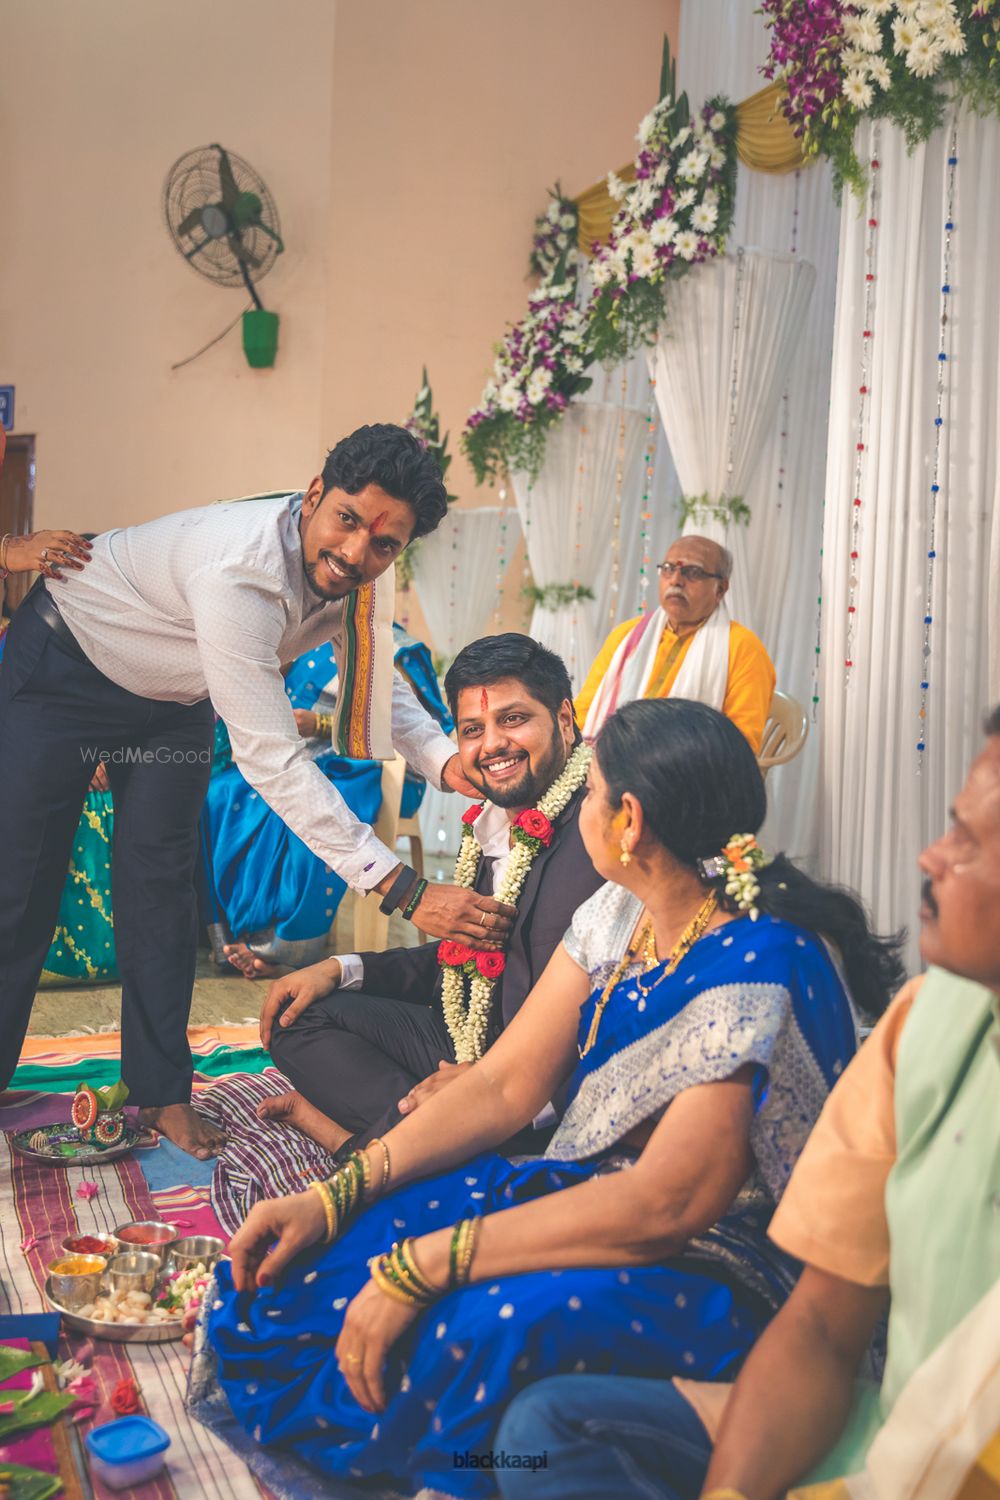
left=195, top=699, right=902, bottom=1498
left=201, top=624, right=451, bottom=976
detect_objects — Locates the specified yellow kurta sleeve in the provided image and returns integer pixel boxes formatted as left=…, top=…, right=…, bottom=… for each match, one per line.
left=574, top=616, right=637, bottom=726
left=722, top=622, right=776, bottom=753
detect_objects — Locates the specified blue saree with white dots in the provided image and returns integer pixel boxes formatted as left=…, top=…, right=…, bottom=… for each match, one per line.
left=197, top=912, right=856, bottom=1498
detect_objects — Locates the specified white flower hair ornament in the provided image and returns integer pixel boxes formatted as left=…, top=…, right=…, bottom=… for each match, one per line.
left=697, top=833, right=767, bottom=919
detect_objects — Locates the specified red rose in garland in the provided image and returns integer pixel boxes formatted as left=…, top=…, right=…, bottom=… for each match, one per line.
left=438, top=940, right=474, bottom=968
left=514, top=808, right=554, bottom=846
left=475, top=950, right=506, bottom=980
left=461, top=804, right=484, bottom=826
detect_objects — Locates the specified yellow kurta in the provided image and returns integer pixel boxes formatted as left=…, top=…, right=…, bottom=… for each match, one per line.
left=575, top=613, right=776, bottom=754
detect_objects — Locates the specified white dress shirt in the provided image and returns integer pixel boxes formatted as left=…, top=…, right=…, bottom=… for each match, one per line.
left=48, top=494, right=454, bottom=892
left=338, top=800, right=513, bottom=986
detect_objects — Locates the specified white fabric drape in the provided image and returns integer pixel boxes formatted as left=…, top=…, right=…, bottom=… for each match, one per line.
left=412, top=506, right=520, bottom=860
left=410, top=505, right=519, bottom=663
left=648, top=249, right=816, bottom=634
left=819, top=108, right=1000, bottom=970
left=509, top=401, right=646, bottom=691
left=678, top=0, right=841, bottom=867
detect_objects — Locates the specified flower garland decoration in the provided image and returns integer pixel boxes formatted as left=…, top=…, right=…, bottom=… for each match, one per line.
left=438, top=742, right=592, bottom=1061
left=587, top=88, right=739, bottom=365
left=762, top=1, right=1000, bottom=198
left=398, top=369, right=457, bottom=588
left=462, top=265, right=593, bottom=484
left=530, top=185, right=580, bottom=279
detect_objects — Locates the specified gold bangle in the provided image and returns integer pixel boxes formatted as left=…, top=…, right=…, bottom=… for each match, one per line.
left=458, top=1217, right=480, bottom=1285
left=399, top=1239, right=442, bottom=1300
left=369, top=1136, right=391, bottom=1192
left=356, top=1146, right=372, bottom=1198
left=315, top=712, right=334, bottom=739
left=308, top=1179, right=336, bottom=1243
left=371, top=1255, right=424, bottom=1307
left=702, top=1490, right=751, bottom=1500
left=0, top=535, right=11, bottom=574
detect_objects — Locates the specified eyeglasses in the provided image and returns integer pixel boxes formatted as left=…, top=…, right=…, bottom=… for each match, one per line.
left=656, top=562, right=723, bottom=583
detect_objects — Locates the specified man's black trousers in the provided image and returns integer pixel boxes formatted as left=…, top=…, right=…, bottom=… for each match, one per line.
left=0, top=595, right=213, bottom=1103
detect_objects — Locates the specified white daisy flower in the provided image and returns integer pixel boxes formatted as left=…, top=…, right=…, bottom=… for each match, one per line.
left=892, top=16, right=920, bottom=52
left=636, top=109, right=657, bottom=144
left=868, top=56, right=891, bottom=88
left=650, top=216, right=677, bottom=246
left=525, top=368, right=552, bottom=405
left=671, top=125, right=692, bottom=150
left=895, top=0, right=921, bottom=16
left=855, top=13, right=884, bottom=51
left=916, top=0, right=952, bottom=26
left=675, top=187, right=697, bottom=211
left=842, top=69, right=874, bottom=108
left=840, top=47, right=870, bottom=70
left=937, top=18, right=966, bottom=54
left=497, top=382, right=520, bottom=413
left=710, top=110, right=727, bottom=131
left=606, top=171, right=629, bottom=204
left=590, top=258, right=613, bottom=288
left=560, top=212, right=576, bottom=230
left=674, top=229, right=700, bottom=261
left=906, top=32, right=943, bottom=74
left=710, top=147, right=726, bottom=170
left=680, top=150, right=708, bottom=183
left=632, top=242, right=658, bottom=278
left=861, top=0, right=893, bottom=15
left=691, top=201, right=719, bottom=233
left=564, top=354, right=584, bottom=374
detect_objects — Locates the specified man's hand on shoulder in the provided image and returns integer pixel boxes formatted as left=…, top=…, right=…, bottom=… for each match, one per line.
left=259, top=957, right=342, bottom=1049
left=398, top=1060, right=472, bottom=1116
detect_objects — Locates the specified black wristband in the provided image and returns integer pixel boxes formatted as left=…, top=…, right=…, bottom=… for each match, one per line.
left=401, top=878, right=428, bottom=922
left=378, top=865, right=418, bottom=916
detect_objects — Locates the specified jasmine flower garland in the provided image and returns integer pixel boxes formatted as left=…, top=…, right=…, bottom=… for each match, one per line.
left=438, top=742, right=592, bottom=1062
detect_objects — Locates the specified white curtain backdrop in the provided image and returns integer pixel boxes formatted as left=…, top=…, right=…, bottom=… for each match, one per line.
left=509, top=401, right=646, bottom=691
left=819, top=108, right=1000, bottom=970
left=677, top=0, right=841, bottom=865
left=412, top=506, right=520, bottom=860
left=648, top=249, right=816, bottom=635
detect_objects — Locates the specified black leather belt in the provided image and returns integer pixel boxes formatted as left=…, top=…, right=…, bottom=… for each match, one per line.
left=25, top=583, right=87, bottom=661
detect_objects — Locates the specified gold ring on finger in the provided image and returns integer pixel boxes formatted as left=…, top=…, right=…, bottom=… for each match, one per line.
left=342, top=1352, right=362, bottom=1365
left=41, top=548, right=49, bottom=561
left=479, top=910, right=488, bottom=928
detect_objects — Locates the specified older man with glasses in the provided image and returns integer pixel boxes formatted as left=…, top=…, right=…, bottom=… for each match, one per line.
left=575, top=535, right=774, bottom=750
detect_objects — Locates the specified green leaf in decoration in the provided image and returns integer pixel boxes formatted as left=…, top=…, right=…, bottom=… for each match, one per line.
left=677, top=493, right=751, bottom=529
left=0, top=1389, right=75, bottom=1442
left=0, top=1347, right=45, bottom=1385
left=522, top=582, right=596, bottom=610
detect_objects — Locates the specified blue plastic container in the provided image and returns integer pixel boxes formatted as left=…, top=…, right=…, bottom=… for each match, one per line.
left=85, top=1415, right=171, bottom=1490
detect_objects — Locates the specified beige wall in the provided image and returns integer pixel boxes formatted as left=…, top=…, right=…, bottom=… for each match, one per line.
left=3, top=0, right=678, bottom=598
left=1, top=0, right=337, bottom=529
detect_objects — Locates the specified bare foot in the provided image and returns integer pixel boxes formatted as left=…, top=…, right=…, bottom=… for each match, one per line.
left=256, top=1090, right=350, bottom=1154
left=223, top=943, right=281, bottom=980
left=138, top=1103, right=226, bottom=1161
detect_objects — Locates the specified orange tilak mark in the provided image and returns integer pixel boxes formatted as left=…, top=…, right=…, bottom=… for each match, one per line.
left=369, top=511, right=389, bottom=535
left=480, top=689, right=489, bottom=712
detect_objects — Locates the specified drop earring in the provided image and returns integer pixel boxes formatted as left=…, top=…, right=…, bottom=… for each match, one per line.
left=619, top=838, right=632, bottom=868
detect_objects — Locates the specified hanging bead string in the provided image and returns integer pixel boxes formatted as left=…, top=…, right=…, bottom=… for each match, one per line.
left=776, top=171, right=800, bottom=518
left=447, top=513, right=460, bottom=659
left=521, top=480, right=533, bottom=625
left=567, top=419, right=590, bottom=682
left=492, top=479, right=510, bottom=633
left=607, top=370, right=629, bottom=627
left=637, top=371, right=657, bottom=615
left=917, top=124, right=958, bottom=769
left=843, top=133, right=881, bottom=686
left=723, top=246, right=747, bottom=503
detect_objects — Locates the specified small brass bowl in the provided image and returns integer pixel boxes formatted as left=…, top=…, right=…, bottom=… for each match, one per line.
left=48, top=1254, right=107, bottom=1310
left=61, top=1233, right=119, bottom=1259
left=111, top=1220, right=178, bottom=1262
left=106, top=1251, right=160, bottom=1295
left=166, top=1236, right=227, bottom=1275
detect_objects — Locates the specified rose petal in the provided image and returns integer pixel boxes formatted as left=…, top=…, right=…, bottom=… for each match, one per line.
left=75, top=1181, right=100, bottom=1200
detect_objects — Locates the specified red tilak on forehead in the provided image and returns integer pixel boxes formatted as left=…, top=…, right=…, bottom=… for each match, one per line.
left=369, top=511, right=389, bottom=536
left=481, top=688, right=489, bottom=712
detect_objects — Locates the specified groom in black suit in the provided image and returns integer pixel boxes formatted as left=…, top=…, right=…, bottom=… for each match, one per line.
left=259, top=634, right=602, bottom=1156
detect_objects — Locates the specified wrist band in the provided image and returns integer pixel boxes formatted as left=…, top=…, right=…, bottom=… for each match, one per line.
left=315, top=711, right=334, bottom=739
left=379, top=865, right=418, bottom=916
left=401, top=878, right=428, bottom=922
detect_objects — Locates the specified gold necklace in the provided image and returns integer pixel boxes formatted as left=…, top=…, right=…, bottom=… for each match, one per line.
left=578, top=891, right=718, bottom=1059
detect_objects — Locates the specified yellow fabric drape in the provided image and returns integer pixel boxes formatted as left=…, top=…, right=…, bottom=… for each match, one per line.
left=574, top=80, right=807, bottom=251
